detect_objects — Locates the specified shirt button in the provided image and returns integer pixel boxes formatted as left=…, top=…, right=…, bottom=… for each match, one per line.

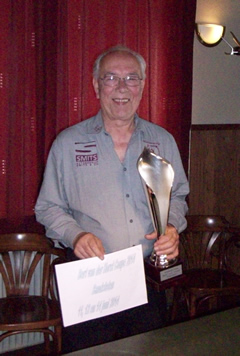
left=126, top=194, right=130, bottom=198
left=123, top=167, right=127, bottom=171
left=129, top=219, right=133, bottom=223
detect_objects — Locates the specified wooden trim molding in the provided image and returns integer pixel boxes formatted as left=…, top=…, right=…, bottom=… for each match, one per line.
left=191, top=124, right=240, bottom=131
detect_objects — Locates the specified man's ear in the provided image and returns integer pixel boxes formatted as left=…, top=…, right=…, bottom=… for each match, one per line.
left=93, top=77, right=100, bottom=99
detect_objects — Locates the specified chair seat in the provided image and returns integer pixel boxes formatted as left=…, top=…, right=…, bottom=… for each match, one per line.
left=0, top=295, right=62, bottom=330
left=185, top=269, right=240, bottom=291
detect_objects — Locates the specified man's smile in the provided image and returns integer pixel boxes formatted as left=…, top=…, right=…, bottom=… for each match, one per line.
left=112, top=98, right=130, bottom=103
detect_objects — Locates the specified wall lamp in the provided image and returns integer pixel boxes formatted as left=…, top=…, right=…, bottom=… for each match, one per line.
left=196, top=23, right=240, bottom=55
left=195, top=23, right=225, bottom=47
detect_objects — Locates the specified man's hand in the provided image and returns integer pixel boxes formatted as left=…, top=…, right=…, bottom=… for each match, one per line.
left=73, top=232, right=105, bottom=260
left=145, top=224, right=179, bottom=260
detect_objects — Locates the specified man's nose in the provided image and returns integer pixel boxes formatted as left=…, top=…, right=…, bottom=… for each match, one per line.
left=116, top=78, right=128, bottom=89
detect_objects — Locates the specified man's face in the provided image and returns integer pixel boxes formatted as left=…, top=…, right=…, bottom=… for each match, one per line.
left=93, top=51, right=145, bottom=124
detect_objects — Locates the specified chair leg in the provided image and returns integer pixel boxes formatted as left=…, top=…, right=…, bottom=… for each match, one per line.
left=209, top=295, right=217, bottom=311
left=189, top=294, right=197, bottom=318
left=171, top=286, right=181, bottom=321
left=54, top=324, right=62, bottom=354
left=44, top=333, right=51, bottom=354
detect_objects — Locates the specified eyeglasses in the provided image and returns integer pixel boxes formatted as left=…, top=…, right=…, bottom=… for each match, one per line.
left=100, top=75, right=143, bottom=87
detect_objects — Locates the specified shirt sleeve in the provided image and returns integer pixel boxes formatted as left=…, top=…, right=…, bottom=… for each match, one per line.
left=166, top=135, right=190, bottom=233
left=35, top=137, right=84, bottom=248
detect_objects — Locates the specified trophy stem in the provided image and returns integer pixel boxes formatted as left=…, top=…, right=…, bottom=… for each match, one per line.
left=149, top=250, right=177, bottom=269
left=148, top=189, right=176, bottom=269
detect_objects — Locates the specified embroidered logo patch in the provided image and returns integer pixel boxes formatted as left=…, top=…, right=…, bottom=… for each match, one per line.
left=75, top=142, right=98, bottom=167
left=143, top=141, right=160, bottom=156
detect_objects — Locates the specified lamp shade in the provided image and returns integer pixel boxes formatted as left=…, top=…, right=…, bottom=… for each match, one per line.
left=195, top=23, right=225, bottom=47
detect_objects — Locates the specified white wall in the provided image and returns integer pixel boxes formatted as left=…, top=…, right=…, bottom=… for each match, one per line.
left=192, top=0, right=240, bottom=124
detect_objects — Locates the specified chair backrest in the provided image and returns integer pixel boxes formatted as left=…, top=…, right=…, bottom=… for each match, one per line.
left=180, top=215, right=230, bottom=270
left=0, top=233, right=56, bottom=297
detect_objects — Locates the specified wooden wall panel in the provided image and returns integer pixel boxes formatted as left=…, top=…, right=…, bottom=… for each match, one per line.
left=188, top=124, right=240, bottom=226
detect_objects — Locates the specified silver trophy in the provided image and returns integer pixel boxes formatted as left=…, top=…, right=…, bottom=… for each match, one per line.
left=138, top=147, right=182, bottom=279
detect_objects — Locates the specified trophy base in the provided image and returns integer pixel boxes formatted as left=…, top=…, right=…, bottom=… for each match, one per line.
left=144, top=256, right=185, bottom=291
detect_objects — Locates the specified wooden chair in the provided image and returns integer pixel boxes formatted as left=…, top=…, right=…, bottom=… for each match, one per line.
left=0, top=233, right=66, bottom=354
left=172, top=215, right=240, bottom=319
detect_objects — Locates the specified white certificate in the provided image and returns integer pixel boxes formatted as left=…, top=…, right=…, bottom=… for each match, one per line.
left=55, top=244, right=148, bottom=327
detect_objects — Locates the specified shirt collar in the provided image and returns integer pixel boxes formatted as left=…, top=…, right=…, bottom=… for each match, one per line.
left=86, top=110, right=143, bottom=135
left=86, top=111, right=104, bottom=134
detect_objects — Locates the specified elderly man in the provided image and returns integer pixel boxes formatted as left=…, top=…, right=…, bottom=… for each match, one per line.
left=35, top=45, right=189, bottom=351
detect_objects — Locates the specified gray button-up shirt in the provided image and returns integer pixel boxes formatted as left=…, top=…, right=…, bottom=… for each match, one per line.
left=35, top=111, right=189, bottom=258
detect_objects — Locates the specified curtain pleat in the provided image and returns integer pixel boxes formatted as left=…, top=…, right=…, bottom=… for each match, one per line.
left=1, top=0, right=39, bottom=224
left=0, top=1, right=10, bottom=218
left=0, top=0, right=196, bottom=231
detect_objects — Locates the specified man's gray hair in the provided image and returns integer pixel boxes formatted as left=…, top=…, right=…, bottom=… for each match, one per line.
left=93, top=45, right=146, bottom=80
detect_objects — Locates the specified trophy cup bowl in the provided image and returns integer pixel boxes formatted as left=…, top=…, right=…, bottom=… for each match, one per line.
left=137, top=147, right=183, bottom=285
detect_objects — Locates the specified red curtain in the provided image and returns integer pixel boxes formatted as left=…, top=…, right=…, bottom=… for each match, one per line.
left=0, top=0, right=196, bottom=231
